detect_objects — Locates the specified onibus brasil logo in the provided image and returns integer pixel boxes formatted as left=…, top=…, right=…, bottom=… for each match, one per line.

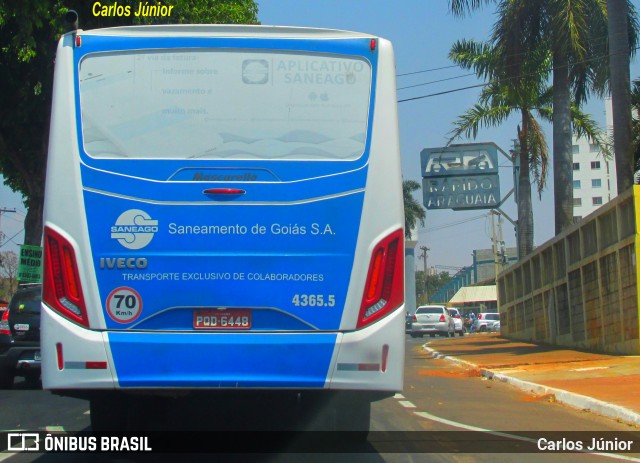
left=111, top=209, right=158, bottom=250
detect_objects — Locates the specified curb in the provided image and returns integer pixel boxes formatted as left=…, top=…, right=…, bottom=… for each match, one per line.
left=423, top=345, right=640, bottom=427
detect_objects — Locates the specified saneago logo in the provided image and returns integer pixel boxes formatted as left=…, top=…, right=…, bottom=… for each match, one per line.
left=111, top=210, right=158, bottom=250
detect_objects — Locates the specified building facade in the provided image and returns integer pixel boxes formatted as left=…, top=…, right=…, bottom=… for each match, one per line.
left=572, top=97, right=617, bottom=222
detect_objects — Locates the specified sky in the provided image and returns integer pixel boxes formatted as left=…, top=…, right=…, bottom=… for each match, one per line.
left=1, top=0, right=640, bottom=273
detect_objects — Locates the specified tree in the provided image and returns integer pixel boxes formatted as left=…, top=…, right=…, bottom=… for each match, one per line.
left=415, top=270, right=452, bottom=305
left=608, top=0, right=635, bottom=193
left=491, top=0, right=638, bottom=233
left=448, top=39, right=609, bottom=257
left=403, top=179, right=426, bottom=239
left=449, top=0, right=639, bottom=235
left=0, top=251, right=19, bottom=298
left=632, top=78, right=640, bottom=178
left=0, top=1, right=259, bottom=246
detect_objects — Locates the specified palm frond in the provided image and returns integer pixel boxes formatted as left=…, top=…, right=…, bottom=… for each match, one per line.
left=548, top=0, right=592, bottom=61
left=571, top=103, right=612, bottom=159
left=449, top=0, right=497, bottom=18
left=524, top=114, right=550, bottom=195
left=449, top=39, right=497, bottom=80
left=447, top=103, right=514, bottom=144
left=403, top=180, right=425, bottom=238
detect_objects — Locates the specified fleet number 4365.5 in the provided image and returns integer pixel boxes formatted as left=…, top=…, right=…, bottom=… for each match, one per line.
left=292, top=294, right=336, bottom=307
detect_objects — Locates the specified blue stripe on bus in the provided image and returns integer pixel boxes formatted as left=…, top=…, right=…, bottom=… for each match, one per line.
left=107, top=332, right=337, bottom=388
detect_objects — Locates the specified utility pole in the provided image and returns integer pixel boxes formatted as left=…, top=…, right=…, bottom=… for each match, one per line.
left=419, top=246, right=430, bottom=303
left=490, top=210, right=499, bottom=282
left=498, top=212, right=508, bottom=273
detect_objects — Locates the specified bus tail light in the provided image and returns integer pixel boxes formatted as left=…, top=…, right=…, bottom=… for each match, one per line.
left=357, top=229, right=404, bottom=329
left=43, top=227, right=89, bottom=328
left=0, top=309, right=10, bottom=335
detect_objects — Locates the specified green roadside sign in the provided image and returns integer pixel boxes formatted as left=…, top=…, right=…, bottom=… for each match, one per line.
left=17, top=245, right=43, bottom=283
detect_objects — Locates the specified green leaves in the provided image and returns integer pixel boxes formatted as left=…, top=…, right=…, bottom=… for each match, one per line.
left=403, top=180, right=426, bottom=239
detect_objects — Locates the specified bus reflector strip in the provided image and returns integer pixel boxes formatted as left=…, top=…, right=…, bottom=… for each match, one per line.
left=56, top=343, right=64, bottom=370
left=64, top=361, right=108, bottom=370
left=382, top=344, right=389, bottom=373
left=337, top=363, right=380, bottom=372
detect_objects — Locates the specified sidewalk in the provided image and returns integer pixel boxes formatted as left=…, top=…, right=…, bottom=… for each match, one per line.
left=425, top=333, right=640, bottom=427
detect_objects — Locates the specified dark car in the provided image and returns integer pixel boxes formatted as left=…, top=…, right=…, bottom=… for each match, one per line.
left=0, top=285, right=42, bottom=388
left=405, top=312, right=416, bottom=333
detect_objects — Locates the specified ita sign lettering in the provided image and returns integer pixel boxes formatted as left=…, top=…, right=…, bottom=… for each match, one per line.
left=17, top=245, right=43, bottom=283
left=421, top=143, right=500, bottom=210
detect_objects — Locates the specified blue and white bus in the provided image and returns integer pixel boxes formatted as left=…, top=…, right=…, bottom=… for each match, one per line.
left=42, top=25, right=405, bottom=431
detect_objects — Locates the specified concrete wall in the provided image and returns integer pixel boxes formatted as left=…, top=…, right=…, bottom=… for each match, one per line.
left=497, top=186, right=640, bottom=354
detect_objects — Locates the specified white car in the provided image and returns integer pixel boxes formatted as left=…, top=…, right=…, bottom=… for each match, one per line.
left=472, top=312, right=501, bottom=332
left=410, top=305, right=455, bottom=338
left=447, top=308, right=465, bottom=336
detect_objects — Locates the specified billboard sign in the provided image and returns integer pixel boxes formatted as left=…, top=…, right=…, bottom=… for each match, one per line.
left=421, top=143, right=500, bottom=210
left=17, top=245, right=43, bottom=283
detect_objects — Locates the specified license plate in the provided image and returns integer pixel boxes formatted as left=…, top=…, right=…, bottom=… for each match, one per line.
left=193, top=309, right=251, bottom=330
left=14, top=324, right=29, bottom=331
left=34, top=351, right=41, bottom=361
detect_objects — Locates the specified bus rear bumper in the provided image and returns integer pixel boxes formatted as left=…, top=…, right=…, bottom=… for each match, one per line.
left=42, top=304, right=405, bottom=393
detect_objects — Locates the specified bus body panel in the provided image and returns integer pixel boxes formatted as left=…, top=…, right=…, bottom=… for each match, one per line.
left=41, top=297, right=404, bottom=391
left=42, top=26, right=404, bottom=395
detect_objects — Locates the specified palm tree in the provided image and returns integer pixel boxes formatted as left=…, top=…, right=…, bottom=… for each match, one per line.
left=403, top=180, right=426, bottom=239
left=631, top=78, right=640, bottom=179
left=607, top=0, right=637, bottom=193
left=449, top=0, right=639, bottom=234
left=447, top=39, right=609, bottom=257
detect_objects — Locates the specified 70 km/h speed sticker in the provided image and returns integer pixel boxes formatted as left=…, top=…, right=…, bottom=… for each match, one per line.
left=106, top=287, right=143, bottom=324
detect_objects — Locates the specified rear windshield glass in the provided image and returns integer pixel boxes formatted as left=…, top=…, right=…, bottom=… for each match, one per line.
left=9, top=289, right=41, bottom=313
left=417, top=307, right=444, bottom=314
left=485, top=314, right=500, bottom=320
left=78, top=49, right=372, bottom=160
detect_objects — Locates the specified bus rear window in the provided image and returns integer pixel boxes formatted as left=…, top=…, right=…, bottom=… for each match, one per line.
left=78, top=49, right=372, bottom=160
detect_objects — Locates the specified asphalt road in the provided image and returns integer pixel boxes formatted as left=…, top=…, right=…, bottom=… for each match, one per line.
left=1, top=336, right=639, bottom=463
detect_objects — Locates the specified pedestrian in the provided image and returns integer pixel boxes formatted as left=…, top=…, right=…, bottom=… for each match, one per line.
left=469, top=312, right=476, bottom=333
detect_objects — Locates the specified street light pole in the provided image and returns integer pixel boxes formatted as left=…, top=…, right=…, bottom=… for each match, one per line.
left=420, top=246, right=430, bottom=303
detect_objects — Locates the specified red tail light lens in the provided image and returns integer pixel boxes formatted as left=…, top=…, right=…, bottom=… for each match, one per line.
left=439, top=314, right=446, bottom=322
left=0, top=309, right=10, bottom=335
left=43, top=227, right=89, bottom=327
left=357, top=229, right=404, bottom=329
left=478, top=314, right=483, bottom=319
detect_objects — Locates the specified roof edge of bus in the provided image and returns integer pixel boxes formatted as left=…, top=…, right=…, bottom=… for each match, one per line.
left=71, top=24, right=377, bottom=39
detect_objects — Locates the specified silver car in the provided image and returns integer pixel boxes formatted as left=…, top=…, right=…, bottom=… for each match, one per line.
left=472, top=312, right=501, bottom=332
left=447, top=307, right=465, bottom=336
left=410, top=305, right=455, bottom=338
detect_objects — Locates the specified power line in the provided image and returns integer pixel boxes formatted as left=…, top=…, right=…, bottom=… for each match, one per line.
left=397, top=72, right=476, bottom=91
left=396, top=28, right=630, bottom=80
left=397, top=64, right=460, bottom=77
left=399, top=82, right=487, bottom=103
left=398, top=46, right=640, bottom=104
left=418, top=213, right=488, bottom=233
left=0, top=228, right=24, bottom=249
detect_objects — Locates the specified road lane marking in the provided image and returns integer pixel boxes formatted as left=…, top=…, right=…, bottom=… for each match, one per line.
left=398, top=401, right=416, bottom=408
left=394, top=393, right=406, bottom=399
left=414, top=410, right=640, bottom=462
